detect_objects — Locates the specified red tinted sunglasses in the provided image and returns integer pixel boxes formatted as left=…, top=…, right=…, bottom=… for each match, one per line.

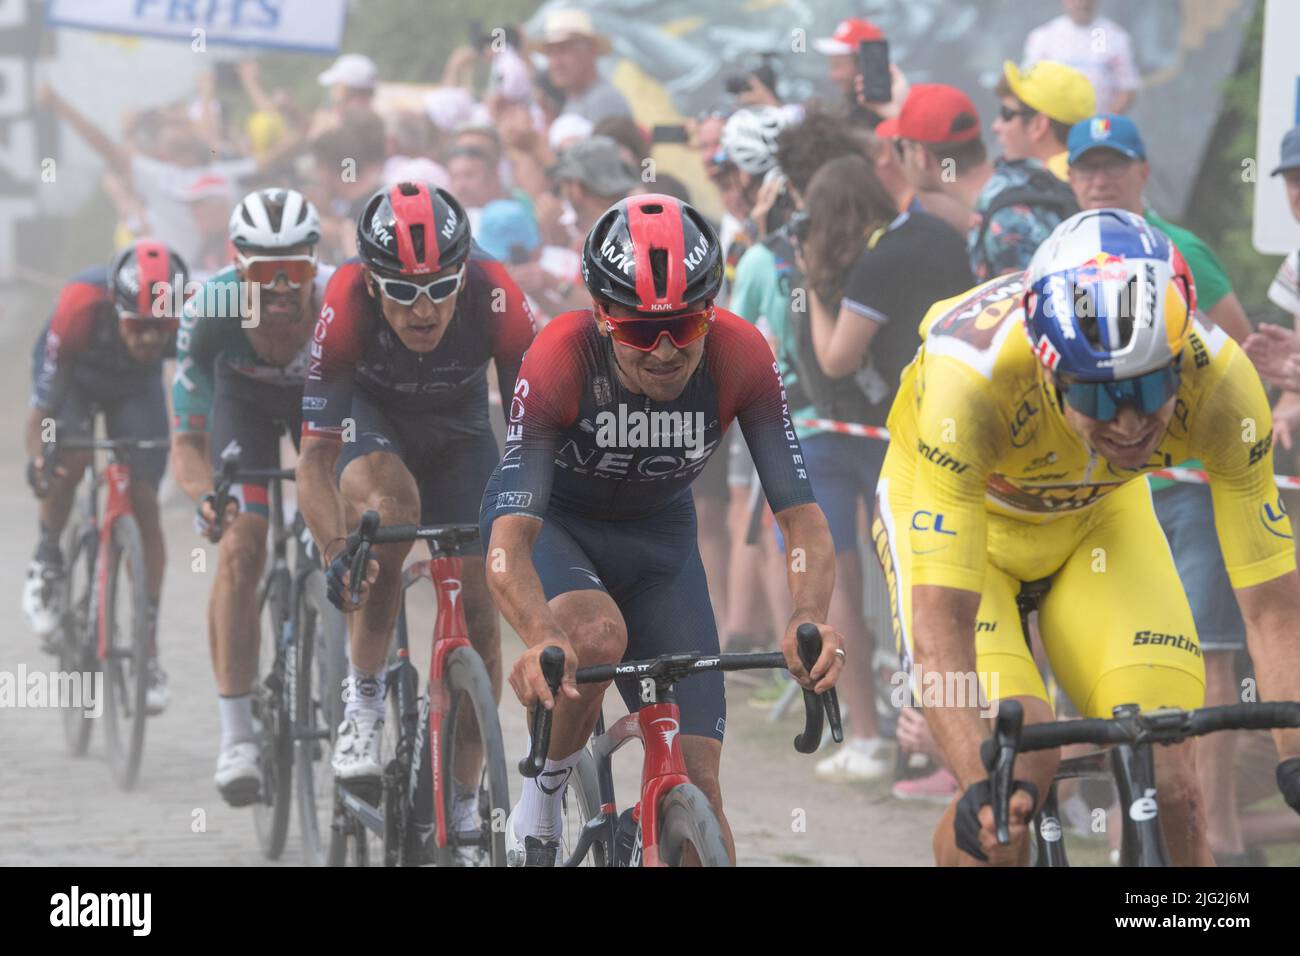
left=236, top=252, right=317, bottom=288
left=598, top=303, right=714, bottom=352
left=117, top=310, right=179, bottom=334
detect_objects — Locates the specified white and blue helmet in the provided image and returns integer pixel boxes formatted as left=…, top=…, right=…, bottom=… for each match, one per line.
left=1024, top=208, right=1196, bottom=382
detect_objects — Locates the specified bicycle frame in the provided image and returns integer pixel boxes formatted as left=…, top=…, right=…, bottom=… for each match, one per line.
left=608, top=696, right=692, bottom=868
left=399, top=546, right=471, bottom=851
left=93, top=457, right=136, bottom=660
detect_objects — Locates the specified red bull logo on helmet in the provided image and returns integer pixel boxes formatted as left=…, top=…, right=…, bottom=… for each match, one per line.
left=1074, top=251, right=1129, bottom=284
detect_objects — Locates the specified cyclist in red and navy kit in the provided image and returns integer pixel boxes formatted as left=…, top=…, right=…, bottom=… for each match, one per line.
left=297, top=182, right=535, bottom=804
left=481, top=194, right=845, bottom=865
left=23, top=240, right=188, bottom=713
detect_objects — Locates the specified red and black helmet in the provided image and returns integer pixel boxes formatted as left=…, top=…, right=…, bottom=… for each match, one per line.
left=109, top=239, right=189, bottom=317
left=357, top=181, right=471, bottom=277
left=582, top=194, right=723, bottom=313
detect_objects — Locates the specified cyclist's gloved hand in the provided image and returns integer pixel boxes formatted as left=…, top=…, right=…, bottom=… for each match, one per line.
left=26, top=459, right=48, bottom=498
left=195, top=492, right=238, bottom=540
left=954, top=778, right=1038, bottom=863
left=324, top=545, right=354, bottom=612
left=1278, top=756, right=1300, bottom=814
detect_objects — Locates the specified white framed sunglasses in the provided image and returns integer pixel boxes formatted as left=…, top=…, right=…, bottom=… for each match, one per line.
left=235, top=252, right=318, bottom=288
left=372, top=264, right=466, bottom=305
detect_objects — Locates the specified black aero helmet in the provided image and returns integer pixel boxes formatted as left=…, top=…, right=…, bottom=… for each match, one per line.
left=582, top=194, right=723, bottom=312
left=356, top=182, right=471, bottom=276
left=109, top=239, right=189, bottom=317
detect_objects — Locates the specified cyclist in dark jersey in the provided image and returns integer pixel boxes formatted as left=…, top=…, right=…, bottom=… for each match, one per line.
left=297, top=183, right=535, bottom=818
left=23, top=239, right=188, bottom=713
left=170, top=187, right=335, bottom=805
left=481, top=194, right=845, bottom=865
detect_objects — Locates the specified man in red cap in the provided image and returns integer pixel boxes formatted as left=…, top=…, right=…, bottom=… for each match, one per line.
left=814, top=17, right=906, bottom=128
left=890, top=85, right=992, bottom=226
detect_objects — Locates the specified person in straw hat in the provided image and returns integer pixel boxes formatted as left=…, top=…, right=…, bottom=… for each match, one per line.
left=530, top=7, right=631, bottom=124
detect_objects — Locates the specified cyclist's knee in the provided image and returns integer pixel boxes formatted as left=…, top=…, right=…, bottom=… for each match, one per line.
left=217, top=520, right=267, bottom=587
left=681, top=737, right=724, bottom=807
left=568, top=614, right=626, bottom=664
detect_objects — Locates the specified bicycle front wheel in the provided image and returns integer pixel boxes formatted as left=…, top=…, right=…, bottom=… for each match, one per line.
left=252, top=568, right=293, bottom=860
left=101, top=515, right=149, bottom=790
left=437, top=646, right=510, bottom=867
left=295, top=571, right=346, bottom=866
left=559, top=748, right=607, bottom=867
left=59, top=526, right=98, bottom=756
left=656, top=783, right=731, bottom=867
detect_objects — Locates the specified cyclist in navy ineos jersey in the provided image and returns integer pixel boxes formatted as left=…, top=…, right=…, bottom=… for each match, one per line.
left=481, top=194, right=845, bottom=865
left=297, top=183, right=535, bottom=825
left=23, top=240, right=188, bottom=714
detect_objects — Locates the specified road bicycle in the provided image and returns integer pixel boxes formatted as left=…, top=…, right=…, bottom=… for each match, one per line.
left=982, top=696, right=1300, bottom=866
left=523, top=623, right=842, bottom=866
left=208, top=448, right=347, bottom=866
left=972, top=576, right=1300, bottom=865
left=329, top=511, right=510, bottom=866
left=53, top=432, right=170, bottom=790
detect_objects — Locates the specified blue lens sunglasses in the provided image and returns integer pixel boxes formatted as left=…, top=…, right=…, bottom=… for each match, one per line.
left=1056, top=360, right=1182, bottom=422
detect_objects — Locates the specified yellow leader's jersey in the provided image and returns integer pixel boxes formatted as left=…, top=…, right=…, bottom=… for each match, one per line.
left=884, top=273, right=1296, bottom=595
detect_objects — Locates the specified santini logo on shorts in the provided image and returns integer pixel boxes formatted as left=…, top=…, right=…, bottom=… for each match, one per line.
left=1132, top=630, right=1201, bottom=657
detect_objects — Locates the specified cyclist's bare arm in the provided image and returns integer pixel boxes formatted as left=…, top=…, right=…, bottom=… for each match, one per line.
left=1235, top=570, right=1300, bottom=761
left=296, top=435, right=350, bottom=562
left=24, top=406, right=49, bottom=462
left=485, top=513, right=579, bottom=707
left=171, top=431, right=213, bottom=503
left=773, top=501, right=843, bottom=690
left=911, top=583, right=987, bottom=787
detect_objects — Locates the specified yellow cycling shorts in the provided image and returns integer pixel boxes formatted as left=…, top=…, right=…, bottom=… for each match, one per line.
left=872, top=455, right=1205, bottom=719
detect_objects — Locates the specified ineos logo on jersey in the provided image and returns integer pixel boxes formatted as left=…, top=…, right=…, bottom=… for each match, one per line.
left=555, top=435, right=720, bottom=481
left=309, top=303, right=336, bottom=380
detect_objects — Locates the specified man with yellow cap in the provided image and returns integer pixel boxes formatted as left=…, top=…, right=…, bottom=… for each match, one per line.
left=996, top=60, right=1096, bottom=181
left=966, top=60, right=1092, bottom=281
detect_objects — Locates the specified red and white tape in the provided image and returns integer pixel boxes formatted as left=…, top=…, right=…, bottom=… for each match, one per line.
left=792, top=418, right=1300, bottom=491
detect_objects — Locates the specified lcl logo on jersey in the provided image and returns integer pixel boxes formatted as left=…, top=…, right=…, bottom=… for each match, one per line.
left=1261, top=496, right=1292, bottom=539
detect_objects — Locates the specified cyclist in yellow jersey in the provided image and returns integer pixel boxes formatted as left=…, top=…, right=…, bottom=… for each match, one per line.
left=872, top=208, right=1300, bottom=865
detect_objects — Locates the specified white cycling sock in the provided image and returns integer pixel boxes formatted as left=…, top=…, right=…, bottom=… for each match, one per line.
left=219, top=693, right=256, bottom=749
left=343, top=665, right=386, bottom=721
left=514, top=750, right=581, bottom=842
left=452, top=786, right=478, bottom=832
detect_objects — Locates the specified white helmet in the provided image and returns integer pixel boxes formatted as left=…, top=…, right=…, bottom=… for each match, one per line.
left=721, top=107, right=789, bottom=175
left=228, top=188, right=321, bottom=251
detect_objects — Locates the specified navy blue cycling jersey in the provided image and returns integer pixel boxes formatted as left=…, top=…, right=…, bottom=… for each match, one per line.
left=486, top=307, right=816, bottom=522
left=31, top=267, right=169, bottom=411
left=302, top=250, right=535, bottom=439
